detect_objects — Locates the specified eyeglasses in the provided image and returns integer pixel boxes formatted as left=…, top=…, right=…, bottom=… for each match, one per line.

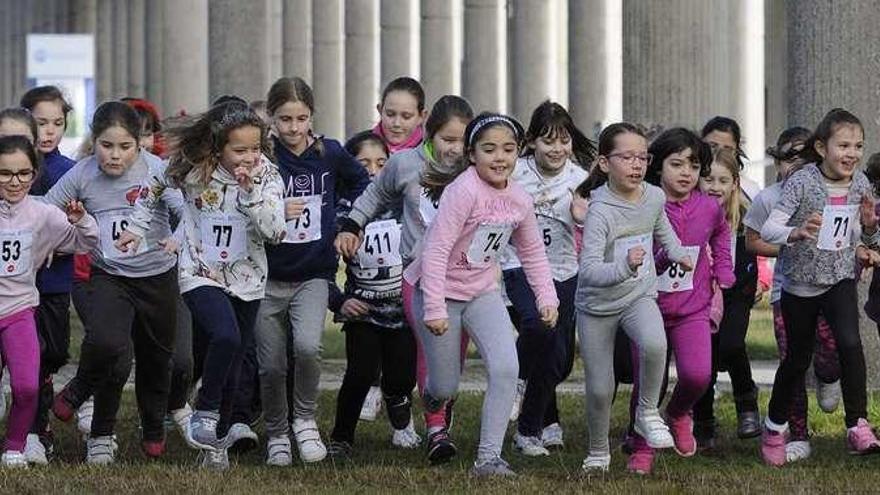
left=607, top=152, right=653, bottom=165
left=0, top=170, right=35, bottom=184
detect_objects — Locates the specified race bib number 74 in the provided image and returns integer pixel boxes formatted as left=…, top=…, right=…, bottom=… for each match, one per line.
left=466, top=223, right=513, bottom=268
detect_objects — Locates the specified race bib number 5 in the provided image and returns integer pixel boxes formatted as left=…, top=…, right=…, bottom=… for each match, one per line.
left=657, top=246, right=700, bottom=292
left=283, top=194, right=322, bottom=244
left=201, top=212, right=248, bottom=263
left=613, top=233, right=653, bottom=279
left=0, top=229, right=32, bottom=277
left=466, top=223, right=513, bottom=268
left=357, top=220, right=402, bottom=269
left=817, top=204, right=857, bottom=251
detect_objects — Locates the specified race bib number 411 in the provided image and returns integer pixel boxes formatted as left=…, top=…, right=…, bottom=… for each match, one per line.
left=357, top=220, right=402, bottom=269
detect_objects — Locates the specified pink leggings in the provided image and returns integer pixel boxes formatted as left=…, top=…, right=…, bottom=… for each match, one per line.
left=0, top=308, right=40, bottom=452
left=402, top=280, right=469, bottom=430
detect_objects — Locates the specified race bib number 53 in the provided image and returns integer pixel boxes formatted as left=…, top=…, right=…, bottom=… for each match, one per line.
left=0, top=229, right=32, bottom=277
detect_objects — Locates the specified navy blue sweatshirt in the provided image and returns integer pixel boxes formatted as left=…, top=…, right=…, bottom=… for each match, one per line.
left=31, top=148, right=76, bottom=294
left=266, top=136, right=371, bottom=282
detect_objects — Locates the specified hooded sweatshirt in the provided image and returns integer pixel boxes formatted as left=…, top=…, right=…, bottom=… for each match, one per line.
left=31, top=148, right=76, bottom=294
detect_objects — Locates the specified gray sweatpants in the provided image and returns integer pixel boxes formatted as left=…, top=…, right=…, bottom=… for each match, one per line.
left=413, top=287, right=518, bottom=463
left=577, top=296, right=667, bottom=456
left=255, top=278, right=328, bottom=437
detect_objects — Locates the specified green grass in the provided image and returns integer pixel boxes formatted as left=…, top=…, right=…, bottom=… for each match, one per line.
left=2, top=390, right=879, bottom=493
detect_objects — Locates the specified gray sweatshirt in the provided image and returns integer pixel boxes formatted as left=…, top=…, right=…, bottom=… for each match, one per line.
left=575, top=183, right=688, bottom=316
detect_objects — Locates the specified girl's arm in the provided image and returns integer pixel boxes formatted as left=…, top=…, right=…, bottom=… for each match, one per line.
left=654, top=208, right=689, bottom=263
left=45, top=202, right=99, bottom=255
left=511, top=204, right=558, bottom=311
left=746, top=228, right=780, bottom=256
left=125, top=170, right=168, bottom=240
left=579, top=209, right=634, bottom=287
left=709, top=204, right=735, bottom=288
left=41, top=164, right=81, bottom=209
left=336, top=147, right=373, bottom=210
left=345, top=156, right=403, bottom=230
left=238, top=167, right=288, bottom=244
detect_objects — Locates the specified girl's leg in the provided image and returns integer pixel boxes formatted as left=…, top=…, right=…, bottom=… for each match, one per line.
left=813, top=313, right=841, bottom=384
left=620, top=298, right=667, bottom=416
left=772, top=302, right=809, bottom=441
left=167, top=296, right=194, bottom=412
left=379, top=326, right=417, bottom=430
left=255, top=279, right=293, bottom=439
left=665, top=314, right=713, bottom=418
left=288, top=279, right=329, bottom=421
left=331, top=322, right=382, bottom=444
left=217, top=297, right=260, bottom=437
left=578, top=310, right=621, bottom=457
left=0, top=309, right=40, bottom=452
left=718, top=289, right=759, bottom=418
left=31, top=292, right=71, bottom=441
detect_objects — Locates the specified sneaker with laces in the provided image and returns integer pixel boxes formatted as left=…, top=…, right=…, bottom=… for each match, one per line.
left=426, top=429, right=457, bottom=465
left=170, top=404, right=198, bottom=449
left=327, top=439, right=353, bottom=461
left=667, top=414, right=696, bottom=457
left=266, top=435, right=293, bottom=466
left=359, top=386, right=383, bottom=422
left=760, top=424, right=788, bottom=467
left=24, top=434, right=47, bottom=465
left=634, top=408, right=673, bottom=449
left=471, top=456, right=516, bottom=477
left=847, top=418, right=880, bottom=455
left=224, top=423, right=259, bottom=452
left=199, top=448, right=229, bottom=470
left=141, top=438, right=166, bottom=458
left=77, top=398, right=94, bottom=437
left=292, top=418, right=327, bottom=463
left=1, top=450, right=27, bottom=468
left=513, top=431, right=549, bottom=457
left=785, top=440, right=811, bottom=463
left=581, top=453, right=611, bottom=473
left=86, top=436, right=116, bottom=465
left=541, top=423, right=564, bottom=449
left=627, top=435, right=654, bottom=475
left=391, top=419, right=421, bottom=449
left=509, top=379, right=526, bottom=422
left=188, top=410, right=220, bottom=450
left=817, top=380, right=841, bottom=414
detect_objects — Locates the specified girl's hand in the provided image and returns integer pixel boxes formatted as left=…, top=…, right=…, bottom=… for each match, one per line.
left=115, top=230, right=142, bottom=253
left=66, top=200, right=85, bottom=224
left=334, top=231, right=362, bottom=259
left=861, top=194, right=878, bottom=232
left=157, top=236, right=180, bottom=255
left=284, top=198, right=306, bottom=220
left=569, top=188, right=589, bottom=225
left=678, top=255, right=694, bottom=272
left=234, top=165, right=255, bottom=193
left=627, top=246, right=646, bottom=272
left=789, top=212, right=822, bottom=242
left=425, top=319, right=449, bottom=336
left=341, top=298, right=373, bottom=318
left=857, top=245, right=880, bottom=268
left=539, top=306, right=559, bottom=329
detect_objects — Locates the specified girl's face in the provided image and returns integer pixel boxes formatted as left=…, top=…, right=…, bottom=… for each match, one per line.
left=0, top=120, right=34, bottom=143
left=470, top=126, right=519, bottom=189
left=659, top=148, right=700, bottom=200
left=273, top=101, right=312, bottom=154
left=816, top=124, right=864, bottom=181
left=378, top=91, right=425, bottom=146
left=356, top=142, right=388, bottom=179
left=95, top=125, right=140, bottom=177
left=32, top=100, right=66, bottom=154
left=704, top=129, right=737, bottom=153
left=531, top=129, right=572, bottom=175
left=220, top=126, right=262, bottom=175
left=0, top=150, right=35, bottom=203
left=430, top=117, right=468, bottom=168
left=700, top=162, right=737, bottom=206
left=597, top=132, right=649, bottom=196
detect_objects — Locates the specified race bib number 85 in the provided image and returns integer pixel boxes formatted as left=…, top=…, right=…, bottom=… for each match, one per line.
left=657, top=246, right=700, bottom=292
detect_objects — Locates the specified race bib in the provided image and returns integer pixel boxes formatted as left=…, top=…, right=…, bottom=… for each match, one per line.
left=357, top=220, right=402, bottom=269
left=200, top=212, right=248, bottom=263
left=419, top=189, right=440, bottom=227
left=0, top=229, right=32, bottom=277
left=817, top=204, right=858, bottom=251
left=98, top=210, right=148, bottom=260
left=466, top=223, right=513, bottom=268
left=657, top=246, right=700, bottom=292
left=613, top=233, right=653, bottom=279
left=283, top=194, right=322, bottom=244
left=537, top=215, right=570, bottom=259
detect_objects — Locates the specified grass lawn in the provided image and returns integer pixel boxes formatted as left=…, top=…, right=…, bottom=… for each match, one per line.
left=1, top=390, right=879, bottom=493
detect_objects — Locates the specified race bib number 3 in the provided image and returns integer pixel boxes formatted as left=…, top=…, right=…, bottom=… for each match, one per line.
left=466, top=223, right=513, bottom=268
left=817, top=204, right=857, bottom=251
left=357, top=220, right=402, bottom=269
left=657, top=246, right=700, bottom=292
left=99, top=212, right=148, bottom=260
left=0, top=229, right=32, bottom=277
left=283, top=195, right=322, bottom=244
left=201, top=212, right=248, bottom=263
left=613, top=233, right=653, bottom=279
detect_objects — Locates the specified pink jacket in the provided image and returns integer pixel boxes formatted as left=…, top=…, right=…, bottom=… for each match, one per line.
left=0, top=196, right=98, bottom=318
left=405, top=167, right=558, bottom=321
left=654, top=191, right=735, bottom=320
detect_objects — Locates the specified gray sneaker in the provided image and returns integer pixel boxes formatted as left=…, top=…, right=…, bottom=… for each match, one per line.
left=188, top=410, right=220, bottom=450
left=86, top=436, right=116, bottom=465
left=223, top=423, right=259, bottom=452
left=199, top=448, right=229, bottom=470
left=471, top=456, right=517, bottom=477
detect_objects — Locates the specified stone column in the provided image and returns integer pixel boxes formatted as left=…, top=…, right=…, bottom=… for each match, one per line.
left=764, top=0, right=788, bottom=145
left=569, top=0, right=607, bottom=134
left=268, top=0, right=284, bottom=84
left=145, top=0, right=165, bottom=111
left=0, top=1, right=12, bottom=105
left=209, top=0, right=271, bottom=103
left=345, top=0, right=379, bottom=137
left=162, top=0, right=209, bottom=115
left=10, top=0, right=27, bottom=101
left=380, top=0, right=418, bottom=83
left=312, top=0, right=345, bottom=138
left=462, top=0, right=507, bottom=112
left=55, top=0, right=71, bottom=32
left=283, top=0, right=313, bottom=82
left=420, top=0, right=461, bottom=102
left=127, top=0, right=146, bottom=97
left=95, top=0, right=113, bottom=101
left=112, top=1, right=129, bottom=97
left=510, top=0, right=554, bottom=122
left=71, top=0, right=97, bottom=33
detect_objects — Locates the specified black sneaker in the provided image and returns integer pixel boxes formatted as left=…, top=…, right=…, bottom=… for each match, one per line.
left=385, top=395, right=412, bottom=430
left=327, top=440, right=353, bottom=462
left=736, top=410, right=762, bottom=439
left=694, top=418, right=716, bottom=451
left=426, top=429, right=457, bottom=465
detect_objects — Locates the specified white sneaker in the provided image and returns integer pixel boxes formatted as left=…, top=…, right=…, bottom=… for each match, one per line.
left=817, top=380, right=841, bottom=413
left=266, top=435, right=293, bottom=466
left=581, top=454, right=611, bottom=473
left=292, top=418, right=327, bottom=463
left=199, top=448, right=229, bottom=470
left=86, top=436, right=116, bottom=465
left=1, top=450, right=27, bottom=468
left=170, top=404, right=199, bottom=449
left=77, top=398, right=94, bottom=438
left=513, top=431, right=550, bottom=457
left=223, top=423, right=259, bottom=450
left=391, top=419, right=421, bottom=449
left=359, top=386, right=383, bottom=421
left=24, top=434, right=47, bottom=465
left=634, top=408, right=674, bottom=449
left=785, top=440, right=812, bottom=463
left=541, top=422, right=564, bottom=449
left=509, top=379, right=526, bottom=422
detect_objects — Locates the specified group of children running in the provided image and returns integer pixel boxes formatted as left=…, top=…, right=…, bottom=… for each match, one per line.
left=1, top=75, right=879, bottom=477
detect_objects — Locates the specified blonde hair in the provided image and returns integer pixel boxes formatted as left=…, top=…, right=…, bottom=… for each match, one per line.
left=711, top=148, right=749, bottom=232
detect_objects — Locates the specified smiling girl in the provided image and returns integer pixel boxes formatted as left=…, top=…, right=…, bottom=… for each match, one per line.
left=372, top=77, right=428, bottom=154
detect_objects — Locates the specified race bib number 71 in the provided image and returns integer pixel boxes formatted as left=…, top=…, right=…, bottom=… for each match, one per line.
left=817, top=204, right=857, bottom=251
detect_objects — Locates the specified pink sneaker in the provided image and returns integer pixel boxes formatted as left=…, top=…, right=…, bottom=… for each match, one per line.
left=760, top=427, right=787, bottom=467
left=847, top=418, right=880, bottom=455
left=626, top=434, right=654, bottom=475
left=668, top=414, right=696, bottom=457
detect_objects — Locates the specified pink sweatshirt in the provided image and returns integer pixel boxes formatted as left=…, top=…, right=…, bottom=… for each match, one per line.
left=405, top=167, right=558, bottom=321
left=654, top=190, right=735, bottom=320
left=0, top=196, right=98, bottom=319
